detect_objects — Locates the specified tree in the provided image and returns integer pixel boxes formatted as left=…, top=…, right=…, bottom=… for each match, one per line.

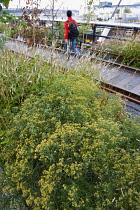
left=21, top=0, right=43, bottom=45
left=124, top=7, right=132, bottom=13
left=116, top=9, right=120, bottom=14
left=0, top=0, right=11, bottom=10
left=43, top=0, right=65, bottom=41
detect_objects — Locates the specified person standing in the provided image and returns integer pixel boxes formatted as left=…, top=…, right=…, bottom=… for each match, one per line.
left=64, top=10, right=80, bottom=58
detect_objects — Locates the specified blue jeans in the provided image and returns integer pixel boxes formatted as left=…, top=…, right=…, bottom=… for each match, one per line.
left=65, top=39, right=80, bottom=56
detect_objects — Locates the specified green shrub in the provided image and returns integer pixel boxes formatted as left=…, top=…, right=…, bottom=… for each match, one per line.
left=105, top=40, right=140, bottom=68
left=1, top=75, right=140, bottom=209
left=119, top=40, right=140, bottom=68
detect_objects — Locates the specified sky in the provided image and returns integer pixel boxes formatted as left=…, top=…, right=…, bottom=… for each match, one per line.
left=8, top=0, right=140, bottom=10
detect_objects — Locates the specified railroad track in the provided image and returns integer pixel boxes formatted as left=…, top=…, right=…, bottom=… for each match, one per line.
left=101, top=83, right=140, bottom=105
left=6, top=39, right=140, bottom=105
left=81, top=46, right=140, bottom=70
left=10, top=38, right=140, bottom=71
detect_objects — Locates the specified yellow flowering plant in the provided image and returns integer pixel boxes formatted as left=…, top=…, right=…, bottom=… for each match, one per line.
left=1, top=74, right=140, bottom=209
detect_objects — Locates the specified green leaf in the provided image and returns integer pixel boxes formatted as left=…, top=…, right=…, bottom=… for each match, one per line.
left=0, top=0, right=10, bottom=4
left=0, top=0, right=10, bottom=9
left=0, top=139, right=10, bottom=145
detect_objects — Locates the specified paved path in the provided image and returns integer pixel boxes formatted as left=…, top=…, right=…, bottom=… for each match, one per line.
left=5, top=40, right=140, bottom=97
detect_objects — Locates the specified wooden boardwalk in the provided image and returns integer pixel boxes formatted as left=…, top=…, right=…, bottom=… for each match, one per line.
left=5, top=40, right=140, bottom=97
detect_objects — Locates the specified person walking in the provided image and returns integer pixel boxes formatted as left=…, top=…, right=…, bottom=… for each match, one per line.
left=64, top=10, right=80, bottom=59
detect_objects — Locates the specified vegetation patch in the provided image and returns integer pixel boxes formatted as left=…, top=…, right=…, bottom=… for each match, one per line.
left=0, top=50, right=55, bottom=129
left=1, top=72, right=140, bottom=209
left=101, top=39, right=140, bottom=68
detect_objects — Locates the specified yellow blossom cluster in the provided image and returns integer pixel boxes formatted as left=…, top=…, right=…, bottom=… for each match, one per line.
left=1, top=74, right=140, bottom=209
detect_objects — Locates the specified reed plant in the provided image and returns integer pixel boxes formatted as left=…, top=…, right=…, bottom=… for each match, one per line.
left=0, top=49, right=52, bottom=128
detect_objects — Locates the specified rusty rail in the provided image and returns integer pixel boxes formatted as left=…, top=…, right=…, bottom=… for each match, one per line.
left=101, top=83, right=140, bottom=105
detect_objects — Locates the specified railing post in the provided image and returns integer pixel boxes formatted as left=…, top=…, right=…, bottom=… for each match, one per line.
left=92, top=24, right=96, bottom=43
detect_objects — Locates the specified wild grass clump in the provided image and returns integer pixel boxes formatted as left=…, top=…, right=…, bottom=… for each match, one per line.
left=1, top=73, right=140, bottom=209
left=0, top=49, right=55, bottom=129
left=0, top=22, right=10, bottom=50
left=101, top=39, right=140, bottom=68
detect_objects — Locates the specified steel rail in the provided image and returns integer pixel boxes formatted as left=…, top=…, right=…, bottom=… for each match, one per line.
left=41, top=44, right=140, bottom=72
left=11, top=38, right=140, bottom=73
left=81, top=46, right=140, bottom=62
left=40, top=43, right=140, bottom=73
left=101, top=83, right=140, bottom=105
left=12, top=38, right=140, bottom=63
left=90, top=57, right=140, bottom=73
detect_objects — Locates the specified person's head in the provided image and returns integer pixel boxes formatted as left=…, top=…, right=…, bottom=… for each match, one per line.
left=67, top=10, right=72, bottom=17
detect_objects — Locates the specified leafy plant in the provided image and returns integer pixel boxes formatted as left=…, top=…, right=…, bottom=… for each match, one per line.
left=0, top=0, right=11, bottom=10
left=119, top=40, right=140, bottom=67
left=1, top=74, right=140, bottom=209
left=0, top=34, right=7, bottom=49
left=99, top=39, right=140, bottom=68
left=54, top=21, right=64, bottom=40
left=124, top=7, right=132, bottom=13
left=0, top=50, right=54, bottom=129
left=21, top=5, right=43, bottom=45
left=116, top=9, right=120, bottom=14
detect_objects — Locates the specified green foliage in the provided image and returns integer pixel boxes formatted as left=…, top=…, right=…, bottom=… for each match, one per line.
left=118, top=41, right=140, bottom=67
left=21, top=6, right=43, bottom=44
left=101, top=40, right=140, bottom=68
left=0, top=50, right=54, bottom=129
left=0, top=1, right=18, bottom=23
left=116, top=9, right=120, bottom=14
left=124, top=7, right=132, bottom=13
left=55, top=21, right=64, bottom=40
left=1, top=74, right=140, bottom=209
left=0, top=34, right=7, bottom=49
left=0, top=22, right=9, bottom=33
left=0, top=11, right=16, bottom=23
left=0, top=0, right=11, bottom=10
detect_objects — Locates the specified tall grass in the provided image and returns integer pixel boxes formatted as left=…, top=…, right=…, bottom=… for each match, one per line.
left=0, top=48, right=101, bottom=130
left=0, top=50, right=51, bottom=128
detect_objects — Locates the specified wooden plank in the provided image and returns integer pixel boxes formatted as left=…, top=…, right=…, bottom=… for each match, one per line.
left=131, top=83, right=140, bottom=96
